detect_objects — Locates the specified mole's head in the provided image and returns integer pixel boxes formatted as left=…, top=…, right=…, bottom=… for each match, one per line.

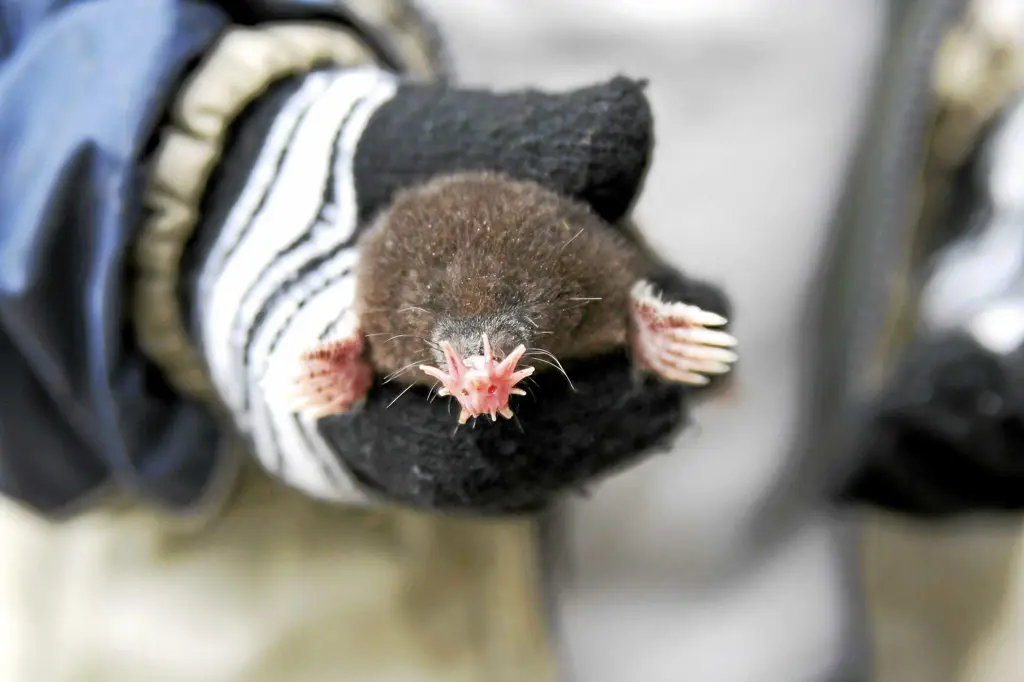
left=418, top=311, right=537, bottom=425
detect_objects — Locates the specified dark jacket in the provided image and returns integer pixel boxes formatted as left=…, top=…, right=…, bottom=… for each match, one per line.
left=0, top=0, right=420, bottom=516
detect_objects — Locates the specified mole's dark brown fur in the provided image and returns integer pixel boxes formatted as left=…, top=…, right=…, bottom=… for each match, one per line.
left=355, top=172, right=652, bottom=384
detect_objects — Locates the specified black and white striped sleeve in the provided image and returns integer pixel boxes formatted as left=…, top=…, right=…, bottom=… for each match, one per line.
left=194, top=67, right=398, bottom=503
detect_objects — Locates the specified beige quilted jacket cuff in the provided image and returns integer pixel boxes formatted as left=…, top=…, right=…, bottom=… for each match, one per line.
left=133, top=6, right=447, bottom=416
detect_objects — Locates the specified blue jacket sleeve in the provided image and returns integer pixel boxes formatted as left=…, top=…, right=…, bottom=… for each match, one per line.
left=0, top=0, right=231, bottom=515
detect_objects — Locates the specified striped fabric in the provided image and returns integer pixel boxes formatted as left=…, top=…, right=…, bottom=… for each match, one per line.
left=196, top=67, right=398, bottom=504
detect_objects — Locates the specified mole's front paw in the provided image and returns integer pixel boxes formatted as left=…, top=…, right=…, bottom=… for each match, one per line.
left=262, top=328, right=373, bottom=419
left=629, top=280, right=738, bottom=386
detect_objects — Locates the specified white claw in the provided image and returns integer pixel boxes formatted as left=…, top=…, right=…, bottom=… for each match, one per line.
left=671, top=327, right=738, bottom=347
left=689, top=310, right=729, bottom=327
left=666, top=358, right=732, bottom=374
left=660, top=302, right=728, bottom=327
left=666, top=345, right=739, bottom=363
left=630, top=277, right=739, bottom=387
left=660, top=369, right=711, bottom=386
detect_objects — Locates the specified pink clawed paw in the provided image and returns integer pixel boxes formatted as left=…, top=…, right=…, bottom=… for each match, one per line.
left=419, top=334, right=535, bottom=424
left=262, top=334, right=373, bottom=418
left=629, top=280, right=738, bottom=386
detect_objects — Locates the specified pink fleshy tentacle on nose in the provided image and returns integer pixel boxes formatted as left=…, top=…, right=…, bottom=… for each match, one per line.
left=419, top=334, right=535, bottom=424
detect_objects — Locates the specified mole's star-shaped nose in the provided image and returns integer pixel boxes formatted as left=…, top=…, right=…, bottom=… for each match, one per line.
left=419, top=334, right=534, bottom=424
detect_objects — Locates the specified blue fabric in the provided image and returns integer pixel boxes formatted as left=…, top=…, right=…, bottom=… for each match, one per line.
left=0, top=1, right=231, bottom=514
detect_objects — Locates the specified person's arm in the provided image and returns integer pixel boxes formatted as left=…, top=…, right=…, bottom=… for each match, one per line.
left=0, top=0, right=732, bottom=519
left=0, top=0, right=233, bottom=515
left=839, top=97, right=1024, bottom=516
left=839, top=333, right=1024, bottom=515
left=808, top=0, right=1024, bottom=518
left=0, top=0, right=451, bottom=517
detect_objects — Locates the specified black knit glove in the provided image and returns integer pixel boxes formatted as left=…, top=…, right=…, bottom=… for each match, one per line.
left=839, top=332, right=1024, bottom=514
left=186, top=67, right=730, bottom=514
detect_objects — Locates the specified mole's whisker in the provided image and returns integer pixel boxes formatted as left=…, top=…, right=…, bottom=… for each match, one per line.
left=361, top=305, right=434, bottom=315
left=519, top=377, right=539, bottom=401
left=381, top=334, right=417, bottom=345
left=386, top=382, right=417, bottom=409
left=560, top=227, right=584, bottom=252
left=369, top=333, right=440, bottom=353
left=427, top=380, right=442, bottom=402
left=383, top=358, right=427, bottom=384
left=525, top=357, right=564, bottom=378
left=410, top=334, right=441, bottom=351
left=523, top=350, right=575, bottom=392
left=396, top=306, right=433, bottom=315
left=524, top=347, right=567, bottom=366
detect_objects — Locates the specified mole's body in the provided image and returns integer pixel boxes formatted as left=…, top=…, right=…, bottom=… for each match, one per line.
left=357, top=173, right=647, bottom=380
left=267, top=172, right=737, bottom=424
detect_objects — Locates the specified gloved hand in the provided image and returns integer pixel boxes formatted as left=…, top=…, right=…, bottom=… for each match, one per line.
left=186, top=67, right=732, bottom=514
left=840, top=332, right=1024, bottom=515
left=835, top=94, right=1024, bottom=516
